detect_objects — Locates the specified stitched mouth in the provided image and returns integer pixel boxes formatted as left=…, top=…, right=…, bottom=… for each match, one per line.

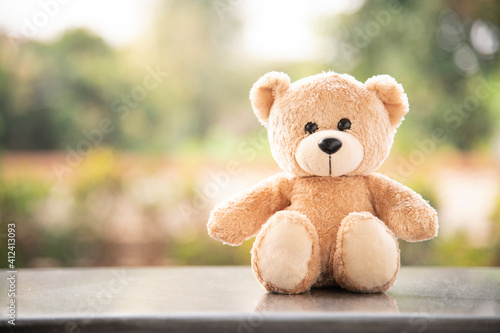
left=329, top=155, right=331, bottom=176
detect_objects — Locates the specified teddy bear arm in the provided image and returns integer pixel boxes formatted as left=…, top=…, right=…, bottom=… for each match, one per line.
left=365, top=173, right=438, bottom=242
left=207, top=174, right=293, bottom=246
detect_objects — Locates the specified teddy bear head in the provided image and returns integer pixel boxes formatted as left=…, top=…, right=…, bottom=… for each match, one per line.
left=249, top=71, right=409, bottom=177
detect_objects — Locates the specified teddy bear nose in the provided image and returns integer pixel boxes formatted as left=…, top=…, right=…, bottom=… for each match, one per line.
left=318, top=137, right=342, bottom=155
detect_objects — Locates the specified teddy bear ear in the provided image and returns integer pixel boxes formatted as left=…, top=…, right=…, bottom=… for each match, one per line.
left=250, top=71, right=291, bottom=126
left=365, top=75, right=409, bottom=129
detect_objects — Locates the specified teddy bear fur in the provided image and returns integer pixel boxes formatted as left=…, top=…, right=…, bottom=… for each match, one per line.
left=207, top=71, right=438, bottom=294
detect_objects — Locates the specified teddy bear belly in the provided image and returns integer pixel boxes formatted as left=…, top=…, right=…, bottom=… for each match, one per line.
left=286, top=177, right=377, bottom=287
left=286, top=203, right=376, bottom=288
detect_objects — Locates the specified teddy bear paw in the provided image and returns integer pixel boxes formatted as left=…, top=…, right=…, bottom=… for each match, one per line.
left=251, top=211, right=321, bottom=294
left=334, top=212, right=400, bottom=293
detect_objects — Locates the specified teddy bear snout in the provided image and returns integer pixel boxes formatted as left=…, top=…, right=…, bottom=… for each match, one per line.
left=318, top=137, right=342, bottom=155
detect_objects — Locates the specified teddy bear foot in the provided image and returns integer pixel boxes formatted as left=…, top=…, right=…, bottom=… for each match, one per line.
left=251, top=211, right=321, bottom=294
left=333, top=212, right=400, bottom=293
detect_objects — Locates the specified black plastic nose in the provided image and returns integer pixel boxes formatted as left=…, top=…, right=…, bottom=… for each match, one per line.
left=318, top=138, right=342, bottom=155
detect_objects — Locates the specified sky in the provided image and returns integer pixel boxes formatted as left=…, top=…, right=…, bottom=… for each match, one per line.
left=0, top=0, right=158, bottom=46
left=241, top=0, right=362, bottom=60
left=0, top=0, right=362, bottom=61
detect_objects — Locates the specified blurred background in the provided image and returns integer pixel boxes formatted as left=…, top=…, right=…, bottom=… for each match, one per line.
left=0, top=0, right=499, bottom=268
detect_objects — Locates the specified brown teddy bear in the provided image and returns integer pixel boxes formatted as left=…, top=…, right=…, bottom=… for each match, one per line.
left=207, top=71, right=438, bottom=294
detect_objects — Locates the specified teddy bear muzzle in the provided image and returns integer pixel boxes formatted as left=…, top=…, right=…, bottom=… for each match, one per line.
left=295, top=130, right=364, bottom=177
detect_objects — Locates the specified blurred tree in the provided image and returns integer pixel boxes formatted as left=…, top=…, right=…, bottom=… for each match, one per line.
left=323, top=0, right=500, bottom=151
left=1, top=0, right=499, bottom=153
left=0, top=29, right=134, bottom=150
left=137, top=0, right=251, bottom=152
left=0, top=0, right=256, bottom=153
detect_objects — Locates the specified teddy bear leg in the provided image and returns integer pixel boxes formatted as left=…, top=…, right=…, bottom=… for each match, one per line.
left=251, top=211, right=321, bottom=294
left=333, top=212, right=400, bottom=293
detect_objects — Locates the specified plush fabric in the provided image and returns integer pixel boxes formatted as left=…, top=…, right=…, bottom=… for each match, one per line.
left=207, top=71, right=438, bottom=294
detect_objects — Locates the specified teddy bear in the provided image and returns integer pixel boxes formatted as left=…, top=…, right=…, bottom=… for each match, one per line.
left=207, top=71, right=438, bottom=294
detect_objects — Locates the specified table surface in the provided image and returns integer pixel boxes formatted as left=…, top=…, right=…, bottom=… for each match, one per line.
left=1, top=266, right=499, bottom=332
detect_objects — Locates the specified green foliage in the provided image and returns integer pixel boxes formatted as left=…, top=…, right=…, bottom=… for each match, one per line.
left=325, top=0, right=500, bottom=152
left=429, top=232, right=497, bottom=266
left=168, top=233, right=253, bottom=266
left=0, top=178, right=49, bottom=218
left=491, top=184, right=500, bottom=226
left=1, top=1, right=499, bottom=153
left=489, top=185, right=500, bottom=266
left=399, top=240, right=434, bottom=265
left=400, top=183, right=500, bottom=267
left=0, top=177, right=50, bottom=268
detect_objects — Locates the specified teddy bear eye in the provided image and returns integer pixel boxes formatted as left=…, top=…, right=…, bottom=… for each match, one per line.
left=337, top=118, right=351, bottom=131
left=305, top=122, right=318, bottom=134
